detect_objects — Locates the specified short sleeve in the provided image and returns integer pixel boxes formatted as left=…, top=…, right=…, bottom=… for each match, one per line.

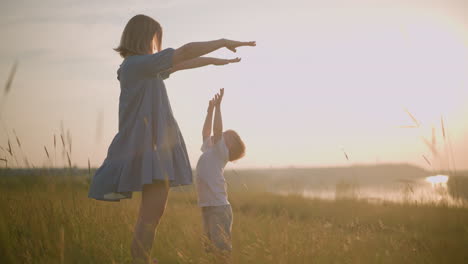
left=214, top=137, right=230, bottom=162
left=158, top=69, right=171, bottom=80
left=201, top=137, right=213, bottom=152
left=140, top=48, right=175, bottom=78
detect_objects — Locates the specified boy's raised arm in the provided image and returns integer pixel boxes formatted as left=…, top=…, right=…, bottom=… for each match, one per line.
left=213, top=88, right=224, bottom=144
left=202, top=98, right=215, bottom=141
left=173, top=39, right=255, bottom=65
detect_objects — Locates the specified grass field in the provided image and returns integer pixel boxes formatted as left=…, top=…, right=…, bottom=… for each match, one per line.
left=1, top=174, right=468, bottom=264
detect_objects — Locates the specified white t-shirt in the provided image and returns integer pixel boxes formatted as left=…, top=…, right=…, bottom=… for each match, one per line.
left=195, top=136, right=230, bottom=207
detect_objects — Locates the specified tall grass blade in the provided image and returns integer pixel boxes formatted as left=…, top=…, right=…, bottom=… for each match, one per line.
left=422, top=155, right=431, bottom=166
left=4, top=61, right=18, bottom=95
left=7, top=139, right=12, bottom=156
left=440, top=116, right=446, bottom=140
left=422, top=137, right=438, bottom=156
left=341, top=147, right=350, bottom=161
left=44, top=146, right=50, bottom=159
left=13, top=130, right=21, bottom=148
left=54, top=134, right=57, bottom=166
left=88, top=158, right=91, bottom=176
left=66, top=129, right=72, bottom=154
left=66, top=152, right=71, bottom=168
left=404, top=108, right=420, bottom=127
left=0, top=157, right=6, bottom=167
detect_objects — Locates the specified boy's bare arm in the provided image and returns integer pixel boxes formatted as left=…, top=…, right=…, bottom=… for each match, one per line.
left=213, top=88, right=224, bottom=144
left=203, top=98, right=215, bottom=141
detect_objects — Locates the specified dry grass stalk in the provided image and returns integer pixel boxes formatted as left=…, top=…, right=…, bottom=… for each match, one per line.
left=7, top=140, right=12, bottom=156
left=341, top=147, right=350, bottom=161
left=88, top=158, right=91, bottom=176
left=0, top=63, right=16, bottom=135
left=4, top=61, right=18, bottom=95
left=404, top=108, right=420, bottom=127
left=44, top=146, right=50, bottom=159
left=440, top=116, right=446, bottom=140
left=443, top=118, right=458, bottom=174
left=66, top=129, right=72, bottom=154
left=54, top=134, right=57, bottom=166
left=12, top=130, right=31, bottom=168
left=66, top=152, right=71, bottom=168
left=422, top=137, right=438, bottom=156
left=13, top=130, right=21, bottom=148
left=6, top=138, right=19, bottom=166
left=422, top=155, right=431, bottom=166
left=344, top=152, right=349, bottom=161
left=60, top=134, right=66, bottom=160
left=0, top=157, right=7, bottom=168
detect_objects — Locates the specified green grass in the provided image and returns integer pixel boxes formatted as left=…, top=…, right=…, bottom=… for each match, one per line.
left=1, top=175, right=468, bottom=264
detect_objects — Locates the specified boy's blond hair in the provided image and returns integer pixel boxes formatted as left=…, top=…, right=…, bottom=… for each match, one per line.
left=225, top=130, right=246, bottom=161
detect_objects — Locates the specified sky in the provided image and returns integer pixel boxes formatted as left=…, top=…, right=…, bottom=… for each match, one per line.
left=0, top=0, right=467, bottom=170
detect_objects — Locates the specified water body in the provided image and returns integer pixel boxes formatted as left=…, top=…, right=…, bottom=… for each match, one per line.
left=284, top=174, right=458, bottom=205
left=224, top=165, right=465, bottom=207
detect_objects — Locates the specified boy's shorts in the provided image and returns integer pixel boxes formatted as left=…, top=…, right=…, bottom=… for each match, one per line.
left=201, top=204, right=233, bottom=252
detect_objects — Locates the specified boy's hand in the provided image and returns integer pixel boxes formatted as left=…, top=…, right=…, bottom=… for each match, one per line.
left=214, top=88, right=224, bottom=107
left=207, top=98, right=215, bottom=112
left=223, top=39, right=256, bottom=53
left=212, top=57, right=241, bottom=66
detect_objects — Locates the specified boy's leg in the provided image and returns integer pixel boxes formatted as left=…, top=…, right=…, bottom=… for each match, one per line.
left=201, top=207, right=213, bottom=252
left=207, top=205, right=233, bottom=254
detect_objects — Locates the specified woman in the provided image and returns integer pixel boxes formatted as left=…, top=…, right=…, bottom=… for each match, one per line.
left=88, top=14, right=255, bottom=263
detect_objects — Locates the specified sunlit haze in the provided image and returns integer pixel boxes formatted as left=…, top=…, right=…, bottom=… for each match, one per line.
left=1, top=0, right=467, bottom=170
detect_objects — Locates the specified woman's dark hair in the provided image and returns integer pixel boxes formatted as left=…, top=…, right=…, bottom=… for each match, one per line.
left=114, top=14, right=163, bottom=58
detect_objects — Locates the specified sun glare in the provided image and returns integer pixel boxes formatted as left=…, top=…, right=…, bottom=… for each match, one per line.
left=425, top=175, right=449, bottom=186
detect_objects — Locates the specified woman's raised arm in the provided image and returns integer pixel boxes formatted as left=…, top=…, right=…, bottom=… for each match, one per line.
left=169, top=57, right=241, bottom=74
left=172, top=39, right=255, bottom=65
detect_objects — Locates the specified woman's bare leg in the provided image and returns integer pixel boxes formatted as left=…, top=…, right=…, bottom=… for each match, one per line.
left=131, top=181, right=169, bottom=264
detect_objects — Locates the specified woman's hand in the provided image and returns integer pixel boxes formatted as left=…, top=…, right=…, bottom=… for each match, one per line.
left=223, top=39, right=256, bottom=53
left=212, top=57, right=241, bottom=66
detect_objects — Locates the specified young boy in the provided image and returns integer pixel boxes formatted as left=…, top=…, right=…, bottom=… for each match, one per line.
left=196, top=88, right=246, bottom=257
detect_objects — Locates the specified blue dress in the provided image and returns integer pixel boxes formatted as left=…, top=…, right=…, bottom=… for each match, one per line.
left=88, top=48, right=193, bottom=201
